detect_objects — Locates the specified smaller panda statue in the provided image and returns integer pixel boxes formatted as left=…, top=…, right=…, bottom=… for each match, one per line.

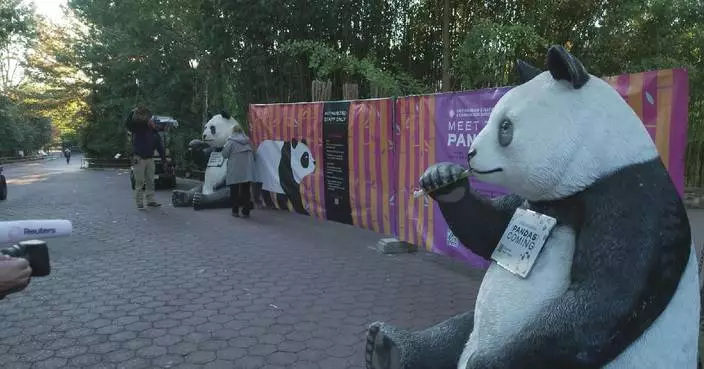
left=255, top=139, right=316, bottom=214
left=172, top=111, right=241, bottom=210
left=365, top=45, right=700, bottom=369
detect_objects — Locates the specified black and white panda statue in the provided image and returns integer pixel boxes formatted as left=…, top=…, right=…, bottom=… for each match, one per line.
left=255, top=139, right=316, bottom=214
left=172, top=111, right=240, bottom=210
left=365, top=45, right=700, bottom=369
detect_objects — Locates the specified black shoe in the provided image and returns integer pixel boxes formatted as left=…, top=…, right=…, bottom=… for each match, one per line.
left=147, top=202, right=162, bottom=207
left=232, top=208, right=240, bottom=217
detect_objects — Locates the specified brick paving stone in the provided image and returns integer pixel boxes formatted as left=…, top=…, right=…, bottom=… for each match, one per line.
left=151, top=354, right=184, bottom=367
left=185, top=350, right=217, bottom=364
left=34, top=357, right=68, bottom=369
left=0, top=158, right=485, bottom=368
left=115, top=357, right=150, bottom=368
left=203, top=360, right=236, bottom=369
left=69, top=353, right=102, bottom=366
left=5, top=362, right=31, bottom=369
left=216, top=347, right=246, bottom=360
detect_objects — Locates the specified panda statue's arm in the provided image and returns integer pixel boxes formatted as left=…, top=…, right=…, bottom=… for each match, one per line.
left=213, top=178, right=227, bottom=191
left=438, top=187, right=524, bottom=260
left=421, top=163, right=524, bottom=259
left=466, top=164, right=692, bottom=369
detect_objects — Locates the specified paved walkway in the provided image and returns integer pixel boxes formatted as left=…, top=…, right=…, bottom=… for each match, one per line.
left=0, top=156, right=485, bottom=369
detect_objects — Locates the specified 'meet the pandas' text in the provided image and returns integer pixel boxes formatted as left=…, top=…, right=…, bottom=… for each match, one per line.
left=446, top=107, right=491, bottom=162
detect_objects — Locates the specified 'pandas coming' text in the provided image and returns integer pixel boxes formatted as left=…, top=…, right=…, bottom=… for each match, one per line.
left=506, top=225, right=538, bottom=250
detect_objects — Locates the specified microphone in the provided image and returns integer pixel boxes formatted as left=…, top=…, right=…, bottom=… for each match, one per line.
left=0, top=219, right=73, bottom=245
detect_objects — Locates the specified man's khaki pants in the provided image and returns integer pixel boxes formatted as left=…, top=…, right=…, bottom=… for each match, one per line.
left=133, top=156, right=156, bottom=205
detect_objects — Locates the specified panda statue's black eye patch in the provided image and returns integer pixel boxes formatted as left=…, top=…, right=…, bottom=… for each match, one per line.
left=498, top=119, right=513, bottom=147
left=301, top=152, right=309, bottom=168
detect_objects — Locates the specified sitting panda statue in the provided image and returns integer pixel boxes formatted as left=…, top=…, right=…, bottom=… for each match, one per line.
left=172, top=111, right=241, bottom=210
left=365, top=45, right=700, bottom=369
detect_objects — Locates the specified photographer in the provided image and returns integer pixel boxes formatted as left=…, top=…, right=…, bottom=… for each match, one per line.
left=0, top=255, right=31, bottom=295
left=125, top=105, right=167, bottom=209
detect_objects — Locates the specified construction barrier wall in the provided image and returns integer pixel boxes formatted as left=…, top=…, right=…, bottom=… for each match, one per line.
left=249, top=68, right=689, bottom=267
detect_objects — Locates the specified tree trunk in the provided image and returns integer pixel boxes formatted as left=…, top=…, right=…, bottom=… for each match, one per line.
left=203, top=77, right=208, bottom=124
left=441, top=0, right=451, bottom=92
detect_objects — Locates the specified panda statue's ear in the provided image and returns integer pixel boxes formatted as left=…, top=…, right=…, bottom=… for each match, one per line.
left=220, top=110, right=231, bottom=119
left=546, top=45, right=590, bottom=89
left=300, top=139, right=307, bottom=146
left=291, top=139, right=299, bottom=148
left=516, top=59, right=542, bottom=84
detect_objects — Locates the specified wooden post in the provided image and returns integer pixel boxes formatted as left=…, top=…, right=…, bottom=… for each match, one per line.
left=342, top=83, right=359, bottom=100
left=370, top=83, right=387, bottom=98
left=312, top=80, right=332, bottom=101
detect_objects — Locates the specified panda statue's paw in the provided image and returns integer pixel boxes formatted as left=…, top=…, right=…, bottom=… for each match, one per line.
left=171, top=190, right=190, bottom=207
left=365, top=322, right=403, bottom=369
left=192, top=192, right=203, bottom=210
left=419, top=162, right=470, bottom=202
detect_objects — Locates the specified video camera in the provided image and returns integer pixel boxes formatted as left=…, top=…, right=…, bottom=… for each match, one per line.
left=1, top=240, right=51, bottom=277
left=0, top=220, right=72, bottom=298
left=152, top=115, right=179, bottom=131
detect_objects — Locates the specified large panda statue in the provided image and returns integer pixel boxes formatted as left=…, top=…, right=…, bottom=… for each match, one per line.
left=172, top=111, right=240, bottom=210
left=365, top=45, right=700, bottom=369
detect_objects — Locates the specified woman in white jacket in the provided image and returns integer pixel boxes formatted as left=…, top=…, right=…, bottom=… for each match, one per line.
left=221, top=125, right=256, bottom=218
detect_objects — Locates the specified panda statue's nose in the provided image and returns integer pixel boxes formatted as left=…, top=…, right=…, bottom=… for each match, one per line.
left=203, top=134, right=207, bottom=140
left=467, top=149, right=477, bottom=161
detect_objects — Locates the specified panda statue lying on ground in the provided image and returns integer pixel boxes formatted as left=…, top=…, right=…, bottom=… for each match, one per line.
left=172, top=111, right=240, bottom=210
left=365, top=45, right=700, bottom=369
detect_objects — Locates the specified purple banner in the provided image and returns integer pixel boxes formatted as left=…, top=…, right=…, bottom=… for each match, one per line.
left=432, top=89, right=511, bottom=267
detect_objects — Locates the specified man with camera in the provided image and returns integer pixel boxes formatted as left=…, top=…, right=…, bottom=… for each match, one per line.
left=125, top=105, right=168, bottom=209
left=0, top=255, right=31, bottom=296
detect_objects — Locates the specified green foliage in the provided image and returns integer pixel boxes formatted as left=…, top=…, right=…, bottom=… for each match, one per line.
left=279, top=40, right=428, bottom=97
left=449, top=0, right=703, bottom=185
left=0, top=0, right=51, bottom=157
left=18, top=19, right=90, bottom=147
left=455, top=20, right=548, bottom=89
left=0, top=94, right=53, bottom=156
left=3, top=0, right=697, bottom=183
left=0, top=0, right=36, bottom=49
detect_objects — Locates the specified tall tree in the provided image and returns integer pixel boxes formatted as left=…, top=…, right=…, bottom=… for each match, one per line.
left=62, top=0, right=704, bottom=178
left=0, top=0, right=36, bottom=92
left=19, top=19, right=89, bottom=146
left=442, top=0, right=451, bottom=91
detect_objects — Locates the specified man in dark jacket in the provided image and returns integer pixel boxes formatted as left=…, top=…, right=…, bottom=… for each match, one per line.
left=125, top=106, right=167, bottom=209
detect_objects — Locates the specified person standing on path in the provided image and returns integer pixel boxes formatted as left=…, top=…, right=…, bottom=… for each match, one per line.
left=221, top=125, right=255, bottom=218
left=125, top=105, right=166, bottom=209
left=63, top=148, right=71, bottom=164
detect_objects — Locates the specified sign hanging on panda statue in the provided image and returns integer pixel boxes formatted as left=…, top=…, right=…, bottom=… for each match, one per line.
left=491, top=208, right=557, bottom=278
left=207, top=152, right=225, bottom=167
